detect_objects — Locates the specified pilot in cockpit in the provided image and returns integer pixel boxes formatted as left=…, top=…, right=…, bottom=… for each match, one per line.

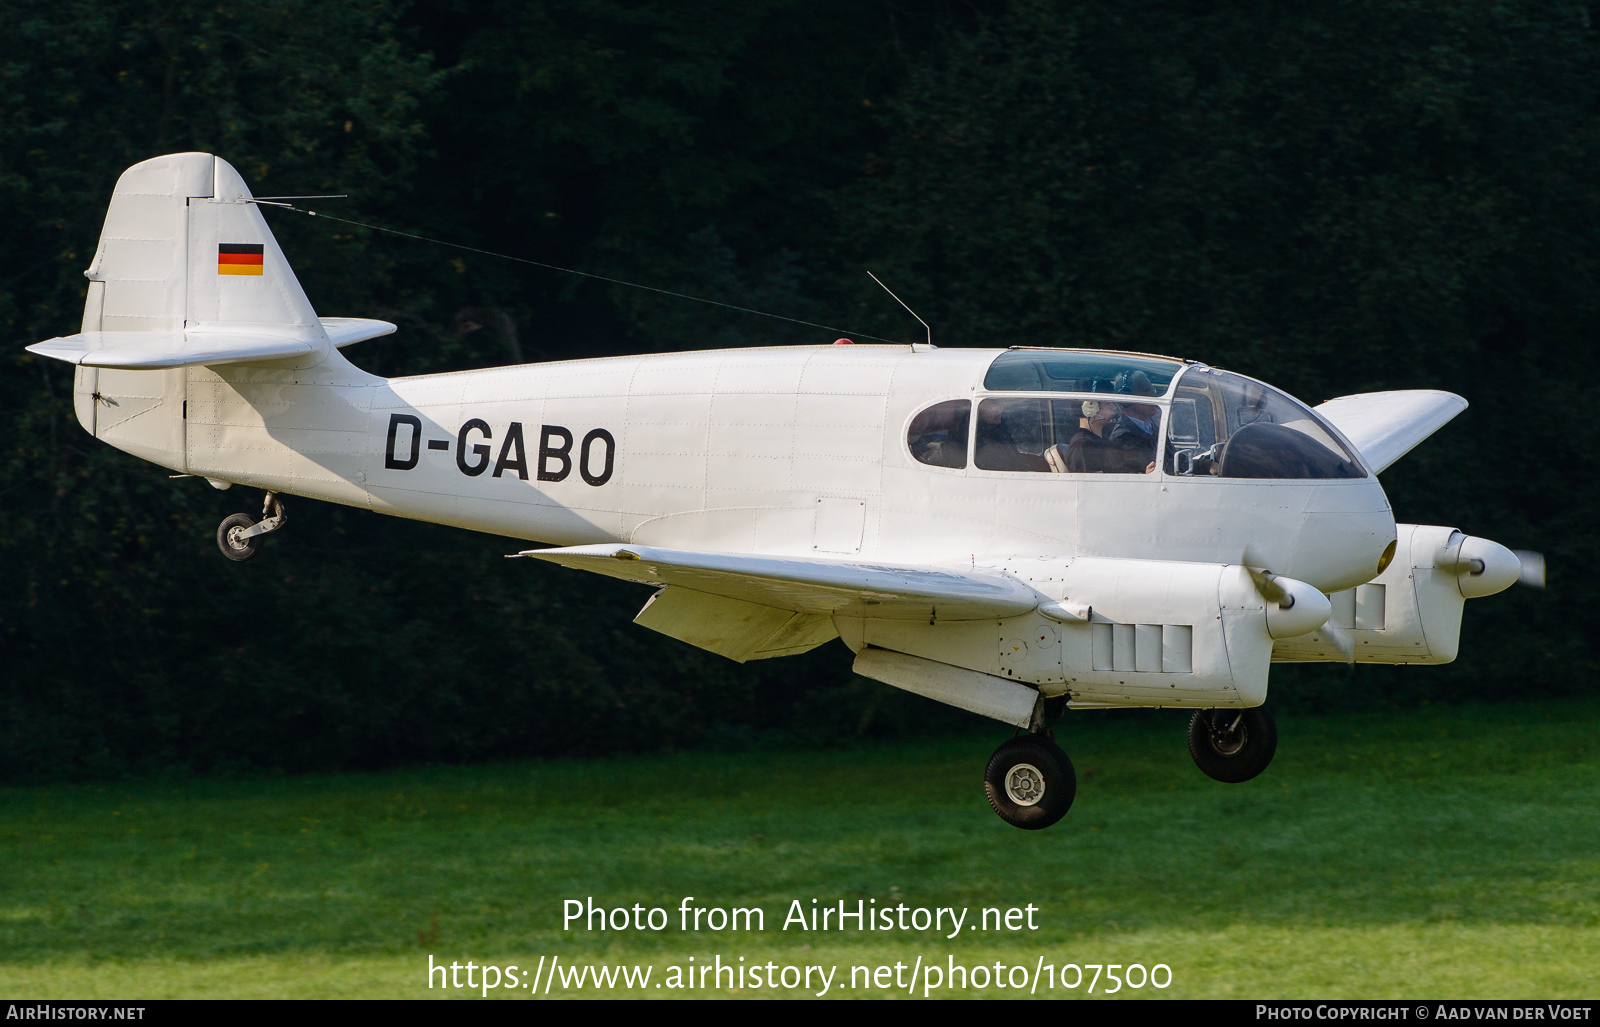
left=1047, top=371, right=1160, bottom=474
left=1114, top=370, right=1162, bottom=440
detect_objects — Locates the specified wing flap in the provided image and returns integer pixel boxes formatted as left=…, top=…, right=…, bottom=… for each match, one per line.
left=519, top=543, right=1042, bottom=621
left=1315, top=390, right=1467, bottom=473
left=633, top=586, right=838, bottom=662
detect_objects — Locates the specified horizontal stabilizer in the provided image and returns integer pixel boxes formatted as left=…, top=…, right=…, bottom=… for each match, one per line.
left=1315, top=390, right=1467, bottom=473
left=27, top=327, right=318, bottom=369
left=320, top=318, right=397, bottom=348
left=519, top=543, right=1042, bottom=621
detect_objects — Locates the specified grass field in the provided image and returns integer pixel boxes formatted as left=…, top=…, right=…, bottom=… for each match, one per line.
left=1, top=698, right=1596, bottom=999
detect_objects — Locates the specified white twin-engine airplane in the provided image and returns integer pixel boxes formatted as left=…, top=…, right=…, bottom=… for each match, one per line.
left=29, top=154, right=1543, bottom=829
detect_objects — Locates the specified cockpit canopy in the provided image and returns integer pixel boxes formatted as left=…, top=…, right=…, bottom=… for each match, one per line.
left=983, top=349, right=1182, bottom=395
left=906, top=351, right=1367, bottom=480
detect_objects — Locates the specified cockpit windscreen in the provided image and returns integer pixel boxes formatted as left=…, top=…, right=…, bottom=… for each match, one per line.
left=1166, top=369, right=1365, bottom=479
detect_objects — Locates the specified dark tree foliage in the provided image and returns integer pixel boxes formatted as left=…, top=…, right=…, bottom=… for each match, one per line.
left=0, top=0, right=1585, bottom=780
left=839, top=0, right=1592, bottom=707
left=0, top=1, right=974, bottom=781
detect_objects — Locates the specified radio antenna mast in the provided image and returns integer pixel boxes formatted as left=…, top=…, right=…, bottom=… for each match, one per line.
left=867, top=271, right=933, bottom=349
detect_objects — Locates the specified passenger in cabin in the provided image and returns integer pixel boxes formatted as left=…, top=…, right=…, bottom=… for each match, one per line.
left=906, top=398, right=971, bottom=469
left=1046, top=373, right=1160, bottom=474
left=975, top=399, right=1050, bottom=472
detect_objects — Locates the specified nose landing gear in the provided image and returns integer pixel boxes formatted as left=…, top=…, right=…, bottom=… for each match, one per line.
left=216, top=492, right=288, bottom=562
left=1187, top=706, right=1277, bottom=783
left=984, top=730, right=1077, bottom=830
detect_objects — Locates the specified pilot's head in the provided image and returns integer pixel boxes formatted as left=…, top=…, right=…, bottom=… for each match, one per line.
left=1116, top=370, right=1160, bottom=421
left=1116, top=370, right=1157, bottom=397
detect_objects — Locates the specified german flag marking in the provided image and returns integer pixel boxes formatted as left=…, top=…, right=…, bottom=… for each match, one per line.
left=218, top=243, right=264, bottom=276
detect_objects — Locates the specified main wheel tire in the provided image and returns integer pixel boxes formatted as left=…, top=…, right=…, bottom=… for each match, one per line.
left=1187, top=707, right=1277, bottom=783
left=217, top=512, right=262, bottom=562
left=984, top=735, right=1077, bottom=830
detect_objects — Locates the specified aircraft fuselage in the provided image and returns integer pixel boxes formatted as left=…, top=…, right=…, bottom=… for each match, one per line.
left=80, top=343, right=1394, bottom=593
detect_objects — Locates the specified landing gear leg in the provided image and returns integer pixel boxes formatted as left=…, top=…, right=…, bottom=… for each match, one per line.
left=1187, top=706, right=1277, bottom=783
left=984, top=702, right=1077, bottom=830
left=216, top=492, right=288, bottom=562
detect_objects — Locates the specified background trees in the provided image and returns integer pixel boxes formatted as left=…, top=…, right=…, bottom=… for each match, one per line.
left=0, top=0, right=1586, bottom=779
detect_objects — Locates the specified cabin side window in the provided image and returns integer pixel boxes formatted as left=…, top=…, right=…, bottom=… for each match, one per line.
left=1165, top=369, right=1365, bottom=479
left=974, top=397, right=1160, bottom=474
left=907, top=399, right=971, bottom=468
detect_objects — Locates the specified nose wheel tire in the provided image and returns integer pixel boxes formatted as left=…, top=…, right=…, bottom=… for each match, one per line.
left=984, top=735, right=1076, bottom=830
left=1187, top=707, right=1277, bottom=783
left=217, top=512, right=263, bottom=562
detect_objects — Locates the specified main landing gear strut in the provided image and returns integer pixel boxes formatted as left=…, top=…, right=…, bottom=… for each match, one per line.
left=984, top=696, right=1077, bottom=830
left=216, top=492, right=288, bottom=562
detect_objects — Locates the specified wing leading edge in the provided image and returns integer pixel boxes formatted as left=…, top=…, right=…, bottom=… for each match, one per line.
left=517, top=543, right=1043, bottom=621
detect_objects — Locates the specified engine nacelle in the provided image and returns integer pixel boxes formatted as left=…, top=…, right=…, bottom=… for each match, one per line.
left=844, top=556, right=1316, bottom=711
left=1271, top=524, right=1515, bottom=665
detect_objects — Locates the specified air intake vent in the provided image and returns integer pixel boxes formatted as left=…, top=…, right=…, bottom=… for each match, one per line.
left=1092, top=622, right=1193, bottom=673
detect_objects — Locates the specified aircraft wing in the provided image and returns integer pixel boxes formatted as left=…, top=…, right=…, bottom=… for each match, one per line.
left=517, top=544, right=1043, bottom=621
left=1314, top=390, right=1467, bottom=474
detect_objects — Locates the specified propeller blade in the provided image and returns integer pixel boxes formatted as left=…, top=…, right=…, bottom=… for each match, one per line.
left=1512, top=550, right=1545, bottom=589
left=1239, top=549, right=1332, bottom=638
left=1246, top=565, right=1293, bottom=607
left=1240, top=545, right=1294, bottom=608
left=1321, top=624, right=1356, bottom=664
left=1435, top=558, right=1482, bottom=575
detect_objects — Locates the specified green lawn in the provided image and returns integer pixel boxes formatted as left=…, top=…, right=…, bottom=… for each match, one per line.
left=1, top=698, right=1596, bottom=999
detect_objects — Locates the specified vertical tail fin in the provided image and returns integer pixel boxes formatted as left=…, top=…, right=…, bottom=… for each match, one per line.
left=32, top=153, right=400, bottom=370
left=80, top=152, right=212, bottom=333
left=81, top=152, right=322, bottom=336
left=29, top=152, right=392, bottom=474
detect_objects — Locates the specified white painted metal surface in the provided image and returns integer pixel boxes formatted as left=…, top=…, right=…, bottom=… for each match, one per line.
left=29, top=328, right=319, bottom=368
left=1315, top=390, right=1468, bottom=474
left=26, top=153, right=1531, bottom=728
left=852, top=648, right=1040, bottom=728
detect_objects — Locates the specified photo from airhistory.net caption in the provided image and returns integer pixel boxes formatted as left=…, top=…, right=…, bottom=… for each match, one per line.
left=6, top=894, right=1599, bottom=1004
left=399, top=897, right=1597, bottom=1002
left=424, top=895, right=1154, bottom=997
